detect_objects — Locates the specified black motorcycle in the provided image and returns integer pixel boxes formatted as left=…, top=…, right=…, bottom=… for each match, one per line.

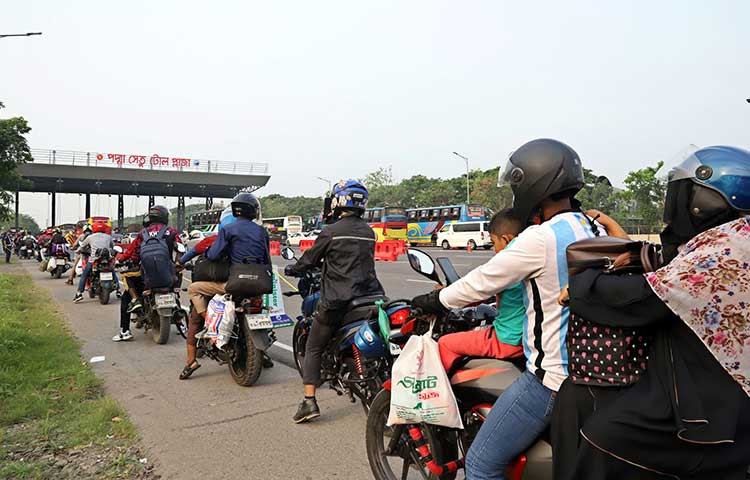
left=88, top=248, right=117, bottom=305
left=365, top=248, right=552, bottom=480
left=283, top=247, right=403, bottom=413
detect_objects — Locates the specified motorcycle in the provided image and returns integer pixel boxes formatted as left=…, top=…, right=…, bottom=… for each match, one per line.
left=283, top=247, right=406, bottom=412
left=47, top=248, right=71, bottom=279
left=118, top=254, right=188, bottom=345
left=18, top=245, right=31, bottom=260
left=87, top=248, right=117, bottom=305
left=365, top=248, right=552, bottom=480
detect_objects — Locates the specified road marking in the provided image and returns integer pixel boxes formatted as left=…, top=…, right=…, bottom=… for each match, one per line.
left=273, top=341, right=293, bottom=352
left=406, top=279, right=438, bottom=284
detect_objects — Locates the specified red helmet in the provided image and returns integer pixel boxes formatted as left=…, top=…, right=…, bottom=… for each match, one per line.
left=91, top=222, right=108, bottom=233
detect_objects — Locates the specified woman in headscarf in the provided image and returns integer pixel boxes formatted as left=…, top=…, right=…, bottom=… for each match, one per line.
left=554, top=145, right=750, bottom=479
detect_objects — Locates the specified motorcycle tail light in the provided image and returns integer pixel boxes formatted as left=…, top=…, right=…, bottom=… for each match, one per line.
left=243, top=297, right=263, bottom=314
left=400, top=319, right=416, bottom=336
left=389, top=308, right=410, bottom=327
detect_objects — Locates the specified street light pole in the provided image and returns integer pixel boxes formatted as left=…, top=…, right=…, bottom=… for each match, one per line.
left=316, top=177, right=332, bottom=193
left=452, top=151, right=470, bottom=204
left=0, top=32, right=42, bottom=39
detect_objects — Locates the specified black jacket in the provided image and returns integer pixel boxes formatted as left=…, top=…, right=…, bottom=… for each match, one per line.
left=289, top=215, right=383, bottom=310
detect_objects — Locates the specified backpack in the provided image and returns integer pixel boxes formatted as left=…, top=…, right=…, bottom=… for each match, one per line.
left=140, top=226, right=175, bottom=290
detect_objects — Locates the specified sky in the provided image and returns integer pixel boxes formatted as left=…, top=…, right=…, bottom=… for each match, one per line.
left=2, top=0, right=749, bottom=227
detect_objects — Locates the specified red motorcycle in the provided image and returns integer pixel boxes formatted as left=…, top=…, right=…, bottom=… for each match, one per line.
left=365, top=248, right=552, bottom=480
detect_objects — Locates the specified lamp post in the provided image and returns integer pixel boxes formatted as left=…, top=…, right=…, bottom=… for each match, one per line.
left=0, top=32, right=42, bottom=39
left=452, top=151, right=470, bottom=204
left=316, top=177, right=332, bottom=193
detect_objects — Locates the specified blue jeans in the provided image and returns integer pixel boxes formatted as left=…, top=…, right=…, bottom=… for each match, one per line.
left=465, top=370, right=556, bottom=480
left=78, top=260, right=119, bottom=292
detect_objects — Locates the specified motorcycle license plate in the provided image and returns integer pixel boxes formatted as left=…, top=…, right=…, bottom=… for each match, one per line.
left=246, top=314, right=273, bottom=330
left=389, top=342, right=402, bottom=355
left=100, top=272, right=113, bottom=281
left=155, top=293, right=177, bottom=308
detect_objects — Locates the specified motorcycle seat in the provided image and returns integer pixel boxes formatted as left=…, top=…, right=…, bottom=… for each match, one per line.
left=345, top=295, right=388, bottom=312
left=341, top=306, right=379, bottom=327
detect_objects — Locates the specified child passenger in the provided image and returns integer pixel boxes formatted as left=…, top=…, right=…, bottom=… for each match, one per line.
left=437, top=209, right=526, bottom=372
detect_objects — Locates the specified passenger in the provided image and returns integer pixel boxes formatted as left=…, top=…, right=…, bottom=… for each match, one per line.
left=556, top=145, right=750, bottom=480
left=180, top=193, right=270, bottom=379
left=410, top=139, right=602, bottom=480
left=436, top=209, right=525, bottom=373
left=284, top=180, right=384, bottom=424
left=67, top=224, right=92, bottom=285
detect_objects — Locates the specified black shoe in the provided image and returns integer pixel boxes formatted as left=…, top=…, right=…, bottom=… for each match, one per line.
left=293, top=398, right=320, bottom=424
left=262, top=353, right=274, bottom=369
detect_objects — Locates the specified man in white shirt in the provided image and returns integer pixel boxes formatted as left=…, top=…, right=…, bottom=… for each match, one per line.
left=412, top=138, right=603, bottom=480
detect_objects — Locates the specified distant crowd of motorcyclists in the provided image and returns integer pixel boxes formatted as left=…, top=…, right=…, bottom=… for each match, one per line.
left=3, top=138, right=750, bottom=479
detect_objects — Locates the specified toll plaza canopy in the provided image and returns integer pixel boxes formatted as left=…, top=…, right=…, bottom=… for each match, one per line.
left=13, top=148, right=270, bottom=229
left=18, top=148, right=270, bottom=198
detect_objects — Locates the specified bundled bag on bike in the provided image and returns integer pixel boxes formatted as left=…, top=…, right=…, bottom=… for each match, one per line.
left=192, top=254, right=230, bottom=283
left=205, top=294, right=237, bottom=348
left=139, top=226, right=175, bottom=290
left=225, top=259, right=273, bottom=297
left=387, top=327, right=463, bottom=429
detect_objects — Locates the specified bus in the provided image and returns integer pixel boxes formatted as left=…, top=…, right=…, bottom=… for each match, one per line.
left=262, top=216, right=303, bottom=243
left=365, top=207, right=408, bottom=242
left=189, top=209, right=223, bottom=233
left=406, top=203, right=487, bottom=245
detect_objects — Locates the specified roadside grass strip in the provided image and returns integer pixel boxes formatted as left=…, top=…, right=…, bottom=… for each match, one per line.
left=0, top=273, right=156, bottom=479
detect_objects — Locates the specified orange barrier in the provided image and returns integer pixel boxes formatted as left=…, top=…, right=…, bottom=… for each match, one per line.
left=393, top=240, right=406, bottom=256
left=269, top=241, right=281, bottom=256
left=299, top=239, right=315, bottom=253
left=375, top=240, right=401, bottom=262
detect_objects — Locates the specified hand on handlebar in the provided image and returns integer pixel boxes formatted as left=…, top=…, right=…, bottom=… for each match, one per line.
left=283, top=265, right=298, bottom=277
left=410, top=289, right=447, bottom=315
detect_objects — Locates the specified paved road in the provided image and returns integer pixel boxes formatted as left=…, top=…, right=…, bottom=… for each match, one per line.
left=22, top=248, right=493, bottom=480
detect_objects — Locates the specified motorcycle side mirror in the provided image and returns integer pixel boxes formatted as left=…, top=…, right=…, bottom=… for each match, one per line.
left=176, top=243, right=186, bottom=254
left=113, top=245, right=123, bottom=254
left=281, top=247, right=295, bottom=261
left=406, top=248, right=442, bottom=285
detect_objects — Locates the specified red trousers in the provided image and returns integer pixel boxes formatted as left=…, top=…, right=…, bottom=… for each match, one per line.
left=438, top=327, right=524, bottom=372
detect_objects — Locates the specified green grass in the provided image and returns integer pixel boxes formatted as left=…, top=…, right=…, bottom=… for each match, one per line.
left=0, top=273, right=147, bottom=479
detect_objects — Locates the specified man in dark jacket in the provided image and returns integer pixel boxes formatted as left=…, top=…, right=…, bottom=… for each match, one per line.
left=285, top=179, right=384, bottom=423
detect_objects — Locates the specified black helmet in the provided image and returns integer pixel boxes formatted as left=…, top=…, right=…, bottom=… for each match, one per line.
left=499, top=138, right=584, bottom=225
left=144, top=205, right=169, bottom=227
left=231, top=192, right=260, bottom=220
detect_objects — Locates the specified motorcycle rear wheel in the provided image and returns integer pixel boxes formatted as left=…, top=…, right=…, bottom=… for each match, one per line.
left=151, top=311, right=171, bottom=345
left=228, top=320, right=263, bottom=387
left=292, top=320, right=308, bottom=378
left=54, top=268, right=62, bottom=279
left=366, top=389, right=458, bottom=480
left=99, top=286, right=110, bottom=305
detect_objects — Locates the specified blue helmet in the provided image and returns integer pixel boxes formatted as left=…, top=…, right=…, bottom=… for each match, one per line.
left=218, top=206, right=236, bottom=231
left=328, top=179, right=368, bottom=217
left=664, top=145, right=750, bottom=248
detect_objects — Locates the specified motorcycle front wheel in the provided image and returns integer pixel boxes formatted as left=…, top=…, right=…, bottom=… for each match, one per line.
left=292, top=319, right=308, bottom=378
left=228, top=320, right=263, bottom=387
left=366, top=389, right=458, bottom=480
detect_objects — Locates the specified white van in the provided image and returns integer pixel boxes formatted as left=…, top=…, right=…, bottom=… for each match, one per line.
left=436, top=221, right=492, bottom=250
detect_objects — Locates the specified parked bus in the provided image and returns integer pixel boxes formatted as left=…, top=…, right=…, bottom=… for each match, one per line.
left=189, top=209, right=223, bottom=233
left=262, top=216, right=303, bottom=243
left=365, top=207, right=408, bottom=242
left=406, top=203, right=487, bottom=245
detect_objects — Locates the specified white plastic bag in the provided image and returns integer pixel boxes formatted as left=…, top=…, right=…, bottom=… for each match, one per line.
left=47, top=256, right=57, bottom=272
left=387, top=326, right=463, bottom=429
left=205, top=294, right=236, bottom=348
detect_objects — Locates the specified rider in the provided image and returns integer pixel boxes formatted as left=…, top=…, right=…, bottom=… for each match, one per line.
left=436, top=208, right=525, bottom=372
left=67, top=224, right=92, bottom=285
left=113, top=206, right=182, bottom=342
left=557, top=145, right=750, bottom=480
left=1, top=230, right=13, bottom=264
left=284, top=179, right=384, bottom=424
left=179, top=198, right=269, bottom=380
left=73, top=222, right=118, bottom=303
left=411, top=139, right=602, bottom=480
left=49, top=228, right=71, bottom=259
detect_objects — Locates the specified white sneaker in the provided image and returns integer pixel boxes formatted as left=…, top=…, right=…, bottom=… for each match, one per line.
left=112, top=330, right=133, bottom=342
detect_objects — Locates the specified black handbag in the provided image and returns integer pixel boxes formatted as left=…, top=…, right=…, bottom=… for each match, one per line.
left=192, top=254, right=231, bottom=283
left=224, top=243, right=273, bottom=297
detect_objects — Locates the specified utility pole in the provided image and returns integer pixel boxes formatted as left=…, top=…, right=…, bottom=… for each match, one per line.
left=316, top=177, right=332, bottom=194
left=452, top=151, right=470, bottom=204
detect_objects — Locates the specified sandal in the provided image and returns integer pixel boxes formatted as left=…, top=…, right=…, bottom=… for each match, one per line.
left=179, top=361, right=201, bottom=380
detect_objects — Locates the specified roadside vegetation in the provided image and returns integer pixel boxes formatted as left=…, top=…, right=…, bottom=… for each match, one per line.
left=0, top=272, right=156, bottom=479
